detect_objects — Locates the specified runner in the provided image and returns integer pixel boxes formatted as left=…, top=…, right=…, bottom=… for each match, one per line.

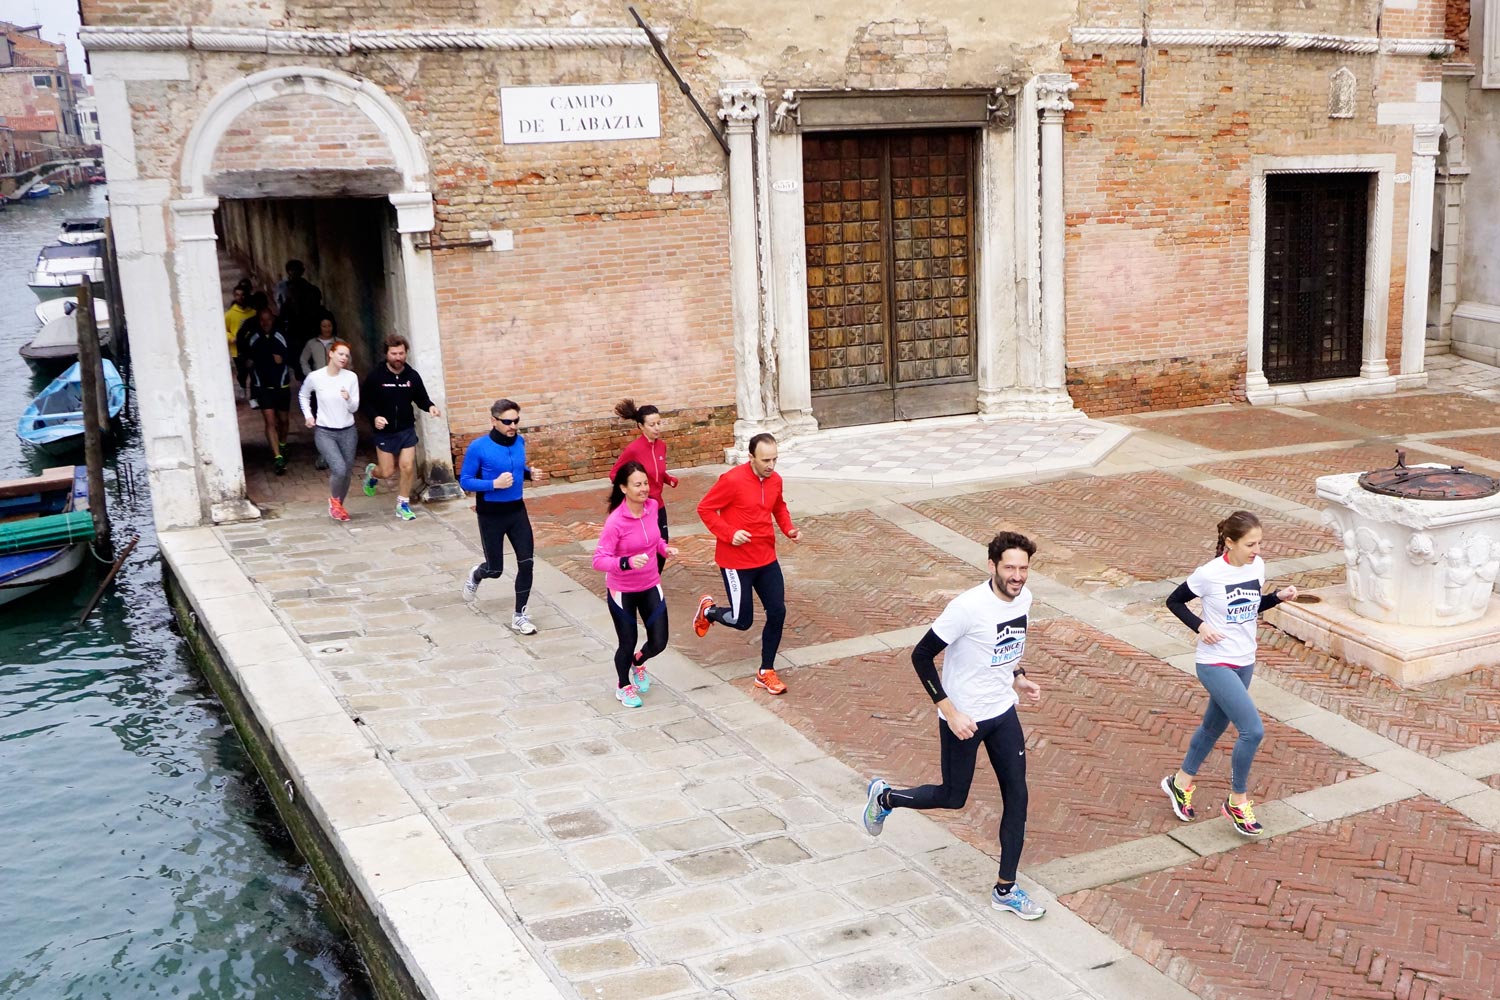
left=692, top=433, right=800, bottom=695
left=243, top=306, right=292, bottom=476
left=297, top=339, right=360, bottom=522
left=1160, top=510, right=1296, bottom=837
left=592, top=461, right=679, bottom=708
left=360, top=334, right=441, bottom=521
left=223, top=279, right=254, bottom=399
left=459, top=399, right=548, bottom=635
left=611, top=399, right=678, bottom=573
left=861, top=531, right=1047, bottom=921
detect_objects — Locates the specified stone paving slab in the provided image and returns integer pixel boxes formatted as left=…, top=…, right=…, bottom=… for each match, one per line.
left=201, top=367, right=1500, bottom=1000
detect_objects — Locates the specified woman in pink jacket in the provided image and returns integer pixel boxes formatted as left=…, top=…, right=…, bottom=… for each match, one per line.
left=593, top=461, right=679, bottom=707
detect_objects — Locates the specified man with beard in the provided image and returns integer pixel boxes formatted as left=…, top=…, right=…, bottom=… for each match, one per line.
left=860, top=531, right=1047, bottom=921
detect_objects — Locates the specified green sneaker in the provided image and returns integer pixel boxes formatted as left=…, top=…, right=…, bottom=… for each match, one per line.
left=362, top=463, right=378, bottom=497
left=396, top=500, right=416, bottom=521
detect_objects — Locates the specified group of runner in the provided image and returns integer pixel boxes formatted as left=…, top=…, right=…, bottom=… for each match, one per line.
left=455, top=398, right=1296, bottom=920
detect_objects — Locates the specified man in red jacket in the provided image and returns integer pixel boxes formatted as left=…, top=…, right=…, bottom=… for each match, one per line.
left=694, top=433, right=802, bottom=694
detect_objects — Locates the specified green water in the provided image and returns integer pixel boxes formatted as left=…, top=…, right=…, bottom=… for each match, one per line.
left=0, top=187, right=370, bottom=998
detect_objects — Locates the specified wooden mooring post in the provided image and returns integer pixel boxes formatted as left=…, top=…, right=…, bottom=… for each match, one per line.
left=74, top=282, right=112, bottom=551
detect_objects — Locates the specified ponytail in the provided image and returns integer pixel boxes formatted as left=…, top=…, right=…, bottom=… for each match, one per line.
left=1215, top=510, right=1262, bottom=556
left=614, top=398, right=660, bottom=425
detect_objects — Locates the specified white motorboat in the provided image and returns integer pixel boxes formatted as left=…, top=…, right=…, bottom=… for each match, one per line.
left=34, top=297, right=111, bottom=332
left=20, top=312, right=115, bottom=362
left=27, top=241, right=106, bottom=302
left=57, top=217, right=107, bottom=246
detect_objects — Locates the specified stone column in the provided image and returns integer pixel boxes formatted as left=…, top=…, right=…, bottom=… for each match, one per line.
left=766, top=102, right=817, bottom=437
left=1400, top=124, right=1442, bottom=376
left=170, top=197, right=258, bottom=523
left=389, top=191, right=460, bottom=499
left=719, top=84, right=768, bottom=452
left=975, top=89, right=1020, bottom=413
left=1036, top=74, right=1078, bottom=402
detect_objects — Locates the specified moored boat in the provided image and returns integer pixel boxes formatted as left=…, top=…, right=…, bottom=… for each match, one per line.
left=20, top=312, right=115, bottom=363
left=17, top=360, right=127, bottom=455
left=22, top=182, right=54, bottom=199
left=27, top=241, right=106, bottom=302
left=33, top=297, right=111, bottom=331
left=57, top=217, right=107, bottom=246
left=0, top=466, right=93, bottom=607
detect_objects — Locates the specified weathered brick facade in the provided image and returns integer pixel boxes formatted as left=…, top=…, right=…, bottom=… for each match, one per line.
left=78, top=0, right=1457, bottom=527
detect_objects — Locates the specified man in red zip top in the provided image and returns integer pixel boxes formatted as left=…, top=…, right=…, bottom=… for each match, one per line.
left=694, top=432, right=802, bottom=695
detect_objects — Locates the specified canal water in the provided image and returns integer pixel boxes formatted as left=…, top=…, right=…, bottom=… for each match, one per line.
left=0, top=186, right=370, bottom=998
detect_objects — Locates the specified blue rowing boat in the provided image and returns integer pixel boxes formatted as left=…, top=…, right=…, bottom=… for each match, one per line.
left=16, top=360, right=127, bottom=455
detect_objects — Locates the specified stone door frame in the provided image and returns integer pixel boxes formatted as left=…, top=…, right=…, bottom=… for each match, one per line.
left=95, top=59, right=451, bottom=528
left=1245, top=152, right=1429, bottom=404
left=719, top=75, right=1078, bottom=455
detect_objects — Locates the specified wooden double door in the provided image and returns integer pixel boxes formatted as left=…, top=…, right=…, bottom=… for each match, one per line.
left=1262, top=173, right=1369, bottom=384
left=803, top=130, right=977, bottom=428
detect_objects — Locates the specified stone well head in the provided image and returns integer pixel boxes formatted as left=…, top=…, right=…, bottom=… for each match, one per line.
left=1318, top=450, right=1500, bottom=628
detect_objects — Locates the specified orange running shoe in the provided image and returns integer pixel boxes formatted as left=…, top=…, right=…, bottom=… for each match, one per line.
left=754, top=668, right=788, bottom=695
left=329, top=498, right=351, bottom=522
left=693, top=595, right=715, bottom=637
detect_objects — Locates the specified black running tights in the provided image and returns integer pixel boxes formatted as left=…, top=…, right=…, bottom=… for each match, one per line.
left=606, top=585, right=669, bottom=688
left=885, top=708, right=1029, bottom=883
left=476, top=503, right=534, bottom=613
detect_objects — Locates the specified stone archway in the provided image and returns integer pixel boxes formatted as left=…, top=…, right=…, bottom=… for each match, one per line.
left=167, top=67, right=455, bottom=523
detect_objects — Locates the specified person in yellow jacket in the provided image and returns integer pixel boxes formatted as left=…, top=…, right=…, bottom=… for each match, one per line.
left=224, top=279, right=256, bottom=399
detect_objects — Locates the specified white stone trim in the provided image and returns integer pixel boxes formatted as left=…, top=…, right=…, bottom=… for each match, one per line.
left=1486, top=0, right=1500, bottom=88
left=81, top=24, right=658, bottom=53
left=718, top=83, right=769, bottom=450
left=1246, top=154, right=1401, bottom=405
left=180, top=66, right=430, bottom=198
left=1070, top=26, right=1453, bottom=57
left=1400, top=125, right=1442, bottom=376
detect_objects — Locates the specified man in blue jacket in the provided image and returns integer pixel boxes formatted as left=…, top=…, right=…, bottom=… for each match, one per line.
left=459, top=398, right=548, bottom=635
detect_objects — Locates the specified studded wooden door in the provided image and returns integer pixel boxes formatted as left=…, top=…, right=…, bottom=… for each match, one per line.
left=1263, top=173, right=1368, bottom=384
left=803, top=130, right=977, bottom=427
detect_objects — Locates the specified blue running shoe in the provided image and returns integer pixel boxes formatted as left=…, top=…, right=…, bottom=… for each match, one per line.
left=630, top=653, right=650, bottom=693
left=991, top=885, right=1046, bottom=920
left=862, top=777, right=892, bottom=836
left=362, top=462, right=378, bottom=496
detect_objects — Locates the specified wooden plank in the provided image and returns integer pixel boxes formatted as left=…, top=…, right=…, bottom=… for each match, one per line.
left=0, top=466, right=75, bottom=500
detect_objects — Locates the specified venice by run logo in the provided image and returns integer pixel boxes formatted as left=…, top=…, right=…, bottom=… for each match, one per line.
left=990, top=615, right=1028, bottom=669
left=1225, top=582, right=1261, bottom=624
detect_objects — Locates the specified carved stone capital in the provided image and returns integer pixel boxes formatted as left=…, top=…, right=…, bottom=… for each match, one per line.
left=718, top=85, right=764, bottom=132
left=1412, top=123, right=1443, bottom=159
left=1036, top=73, right=1077, bottom=117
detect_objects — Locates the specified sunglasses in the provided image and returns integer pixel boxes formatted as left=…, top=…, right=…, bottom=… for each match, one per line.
left=495, top=417, right=519, bottom=426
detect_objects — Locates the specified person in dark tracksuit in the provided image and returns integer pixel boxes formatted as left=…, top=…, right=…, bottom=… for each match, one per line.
left=459, top=398, right=548, bottom=635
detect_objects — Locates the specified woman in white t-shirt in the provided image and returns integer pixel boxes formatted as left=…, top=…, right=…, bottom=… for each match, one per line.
left=1161, top=511, right=1297, bottom=837
left=298, top=339, right=360, bottom=522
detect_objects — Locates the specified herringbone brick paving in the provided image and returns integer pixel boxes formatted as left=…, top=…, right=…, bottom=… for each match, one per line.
left=1299, top=393, right=1500, bottom=437
left=1429, top=432, right=1500, bottom=465
left=551, top=509, right=980, bottom=667
left=522, top=470, right=719, bottom=550
left=1201, top=445, right=1445, bottom=509
left=1117, top=406, right=1352, bottom=451
left=1062, top=798, right=1500, bottom=1000
left=909, top=471, right=1335, bottom=592
left=1255, top=628, right=1500, bottom=757
left=738, top=618, right=1370, bottom=865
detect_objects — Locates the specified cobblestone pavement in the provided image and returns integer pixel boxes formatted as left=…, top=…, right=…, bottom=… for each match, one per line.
left=214, top=373, right=1500, bottom=1000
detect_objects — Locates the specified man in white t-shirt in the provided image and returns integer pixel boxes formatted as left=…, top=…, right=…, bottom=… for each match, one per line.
left=861, top=531, right=1047, bottom=920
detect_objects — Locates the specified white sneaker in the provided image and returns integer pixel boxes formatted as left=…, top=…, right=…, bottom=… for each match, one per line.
left=510, top=611, right=537, bottom=635
left=462, top=564, right=482, bottom=603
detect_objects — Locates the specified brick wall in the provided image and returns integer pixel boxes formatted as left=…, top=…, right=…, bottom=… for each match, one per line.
left=211, top=93, right=396, bottom=175
left=1061, top=0, right=1446, bottom=414
left=435, top=211, right=735, bottom=480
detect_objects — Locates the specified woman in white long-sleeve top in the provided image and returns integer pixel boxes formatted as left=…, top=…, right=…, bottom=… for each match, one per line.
left=298, top=339, right=360, bottom=521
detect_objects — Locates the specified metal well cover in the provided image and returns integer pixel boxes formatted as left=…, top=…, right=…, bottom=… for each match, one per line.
left=1358, top=448, right=1500, bottom=500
